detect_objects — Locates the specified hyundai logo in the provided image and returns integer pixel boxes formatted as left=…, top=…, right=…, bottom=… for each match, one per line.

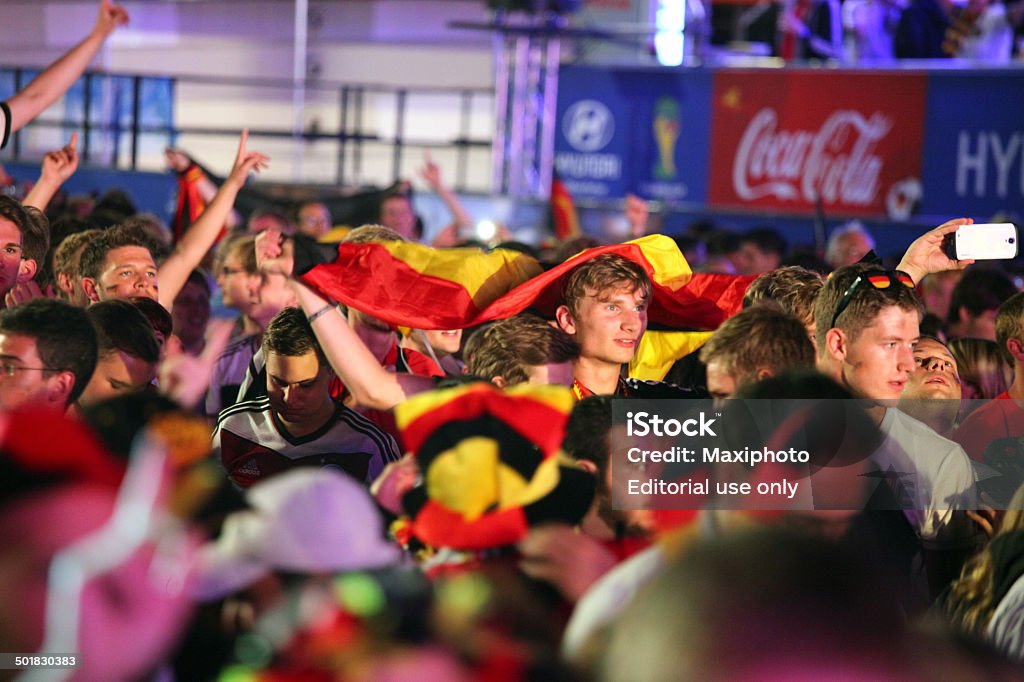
left=563, top=100, right=615, bottom=152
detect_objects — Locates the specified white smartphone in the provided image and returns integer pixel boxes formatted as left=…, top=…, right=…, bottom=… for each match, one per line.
left=944, top=223, right=1018, bottom=260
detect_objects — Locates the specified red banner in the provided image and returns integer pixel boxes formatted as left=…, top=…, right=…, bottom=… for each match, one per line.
left=708, top=71, right=927, bottom=217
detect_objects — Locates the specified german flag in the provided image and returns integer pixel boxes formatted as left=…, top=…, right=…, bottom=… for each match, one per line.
left=395, top=383, right=594, bottom=550
left=550, top=174, right=581, bottom=241
left=475, top=234, right=754, bottom=330
left=629, top=330, right=715, bottom=382
left=299, top=241, right=543, bottom=330
left=300, top=234, right=752, bottom=332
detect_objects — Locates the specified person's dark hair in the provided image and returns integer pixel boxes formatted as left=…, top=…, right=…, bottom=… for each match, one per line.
left=563, top=396, right=613, bottom=474
left=0, top=299, right=98, bottom=405
left=262, top=306, right=327, bottom=367
left=21, top=206, right=50, bottom=271
left=554, top=235, right=601, bottom=264
left=126, top=296, right=173, bottom=343
left=704, top=230, right=740, bottom=257
left=86, top=299, right=161, bottom=364
left=248, top=205, right=294, bottom=234
left=813, top=263, right=924, bottom=352
left=740, top=227, right=787, bottom=258
left=947, top=268, right=1018, bottom=326
left=0, top=196, right=30, bottom=239
left=182, top=269, right=212, bottom=298
left=92, top=188, right=137, bottom=222
left=79, top=223, right=160, bottom=281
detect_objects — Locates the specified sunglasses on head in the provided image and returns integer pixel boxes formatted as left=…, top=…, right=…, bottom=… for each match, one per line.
left=829, top=270, right=915, bottom=331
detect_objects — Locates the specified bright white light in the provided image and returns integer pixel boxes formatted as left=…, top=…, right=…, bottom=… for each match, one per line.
left=476, top=220, right=497, bottom=241
left=655, top=0, right=686, bottom=67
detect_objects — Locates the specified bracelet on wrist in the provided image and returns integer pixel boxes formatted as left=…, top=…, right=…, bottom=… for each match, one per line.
left=307, top=302, right=337, bottom=324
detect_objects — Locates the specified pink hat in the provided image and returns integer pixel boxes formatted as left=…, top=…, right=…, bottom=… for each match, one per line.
left=194, top=469, right=402, bottom=600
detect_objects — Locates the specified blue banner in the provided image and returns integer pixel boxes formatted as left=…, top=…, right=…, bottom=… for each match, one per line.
left=922, top=71, right=1024, bottom=220
left=554, top=65, right=712, bottom=203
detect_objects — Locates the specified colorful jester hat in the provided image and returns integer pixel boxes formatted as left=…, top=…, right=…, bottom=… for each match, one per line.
left=395, top=383, right=596, bottom=551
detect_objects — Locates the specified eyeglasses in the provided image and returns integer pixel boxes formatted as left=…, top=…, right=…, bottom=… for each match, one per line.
left=829, top=270, right=915, bottom=331
left=0, top=361, right=58, bottom=377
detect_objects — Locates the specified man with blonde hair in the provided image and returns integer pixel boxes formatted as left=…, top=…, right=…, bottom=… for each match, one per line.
left=699, top=307, right=815, bottom=402
left=743, top=265, right=824, bottom=342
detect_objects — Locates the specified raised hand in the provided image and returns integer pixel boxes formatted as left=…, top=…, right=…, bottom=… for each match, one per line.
left=226, top=129, right=270, bottom=190
left=93, top=0, right=130, bottom=38
left=896, top=217, right=975, bottom=284
left=40, top=132, right=80, bottom=186
left=164, top=147, right=192, bottom=173
left=418, top=151, right=443, bottom=190
left=3, top=279, right=51, bottom=309
left=254, top=227, right=294, bottom=277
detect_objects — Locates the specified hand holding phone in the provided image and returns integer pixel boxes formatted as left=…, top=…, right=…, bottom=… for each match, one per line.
left=943, top=223, right=1018, bottom=261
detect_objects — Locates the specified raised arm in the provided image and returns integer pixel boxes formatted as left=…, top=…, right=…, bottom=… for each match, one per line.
left=896, top=217, right=975, bottom=284
left=254, top=228, right=432, bottom=410
left=4, top=0, right=129, bottom=134
left=23, top=133, right=79, bottom=212
left=165, top=147, right=241, bottom=230
left=157, top=130, right=268, bottom=307
left=419, top=152, right=473, bottom=233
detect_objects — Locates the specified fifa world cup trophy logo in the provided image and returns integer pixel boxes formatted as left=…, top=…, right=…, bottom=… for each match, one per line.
left=652, top=97, right=681, bottom=181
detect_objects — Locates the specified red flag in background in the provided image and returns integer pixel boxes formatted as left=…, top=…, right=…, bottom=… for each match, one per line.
left=550, top=175, right=581, bottom=241
left=171, top=163, right=209, bottom=243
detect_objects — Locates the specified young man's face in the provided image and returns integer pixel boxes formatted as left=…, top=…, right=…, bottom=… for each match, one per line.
left=837, top=305, right=918, bottom=402
left=902, top=337, right=961, bottom=401
left=705, top=359, right=739, bottom=403
left=88, top=245, right=159, bottom=302
left=379, top=197, right=417, bottom=240
left=78, top=350, right=158, bottom=407
left=559, top=285, right=649, bottom=367
left=418, top=329, right=462, bottom=356
left=216, top=253, right=258, bottom=313
left=249, top=273, right=297, bottom=329
left=172, top=281, right=211, bottom=348
left=960, top=308, right=998, bottom=342
left=735, top=243, right=779, bottom=276
left=297, top=203, right=331, bottom=239
left=265, top=350, right=332, bottom=424
left=0, top=332, right=66, bottom=410
left=0, top=217, right=24, bottom=297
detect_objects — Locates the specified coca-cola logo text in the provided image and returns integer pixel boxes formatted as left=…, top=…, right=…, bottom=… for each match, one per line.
left=733, top=109, right=892, bottom=206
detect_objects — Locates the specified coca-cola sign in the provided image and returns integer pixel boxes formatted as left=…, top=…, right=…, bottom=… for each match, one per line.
left=709, top=72, right=927, bottom=217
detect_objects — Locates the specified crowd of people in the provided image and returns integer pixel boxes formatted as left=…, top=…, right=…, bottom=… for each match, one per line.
left=730, top=0, right=1024, bottom=61
left=5, top=2, right=1024, bottom=681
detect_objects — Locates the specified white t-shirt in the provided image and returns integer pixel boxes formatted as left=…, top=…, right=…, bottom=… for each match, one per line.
left=875, top=408, right=978, bottom=546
